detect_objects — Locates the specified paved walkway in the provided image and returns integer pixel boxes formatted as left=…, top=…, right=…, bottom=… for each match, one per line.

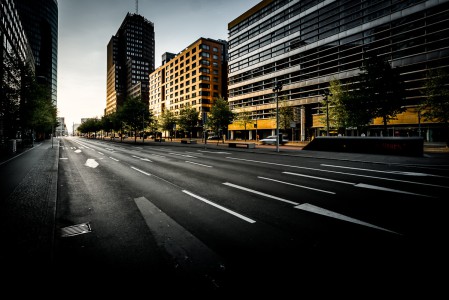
left=0, top=138, right=59, bottom=284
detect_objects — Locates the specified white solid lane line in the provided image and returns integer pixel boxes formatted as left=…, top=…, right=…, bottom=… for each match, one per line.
left=283, top=172, right=434, bottom=198
left=227, top=157, right=448, bottom=189
left=182, top=190, right=256, bottom=224
left=320, top=164, right=448, bottom=178
left=295, top=203, right=401, bottom=235
left=197, top=150, right=231, bottom=154
left=185, top=161, right=212, bottom=168
left=258, top=176, right=335, bottom=194
left=132, top=155, right=152, bottom=162
left=169, top=152, right=196, bottom=158
left=223, top=182, right=299, bottom=205
left=282, top=172, right=353, bottom=185
left=131, top=166, right=151, bottom=176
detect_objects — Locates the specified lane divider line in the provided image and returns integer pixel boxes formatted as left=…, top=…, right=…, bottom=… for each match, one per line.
left=185, top=161, right=212, bottom=168
left=182, top=190, right=256, bottom=224
left=223, top=182, right=298, bottom=205
left=258, top=176, right=335, bottom=194
left=283, top=172, right=434, bottom=198
left=131, top=166, right=151, bottom=176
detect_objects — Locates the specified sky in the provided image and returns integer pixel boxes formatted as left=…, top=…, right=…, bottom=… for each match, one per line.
left=57, top=0, right=261, bottom=130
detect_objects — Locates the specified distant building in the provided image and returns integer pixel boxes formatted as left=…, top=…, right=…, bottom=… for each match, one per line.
left=149, top=38, right=228, bottom=124
left=0, top=0, right=35, bottom=143
left=15, top=0, right=58, bottom=106
left=106, top=13, right=155, bottom=115
left=56, top=117, right=67, bottom=136
left=228, top=0, right=449, bottom=141
left=73, top=123, right=80, bottom=136
left=162, top=52, right=176, bottom=65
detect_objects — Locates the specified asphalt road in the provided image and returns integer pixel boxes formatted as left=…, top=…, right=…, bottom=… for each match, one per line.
left=45, top=137, right=449, bottom=295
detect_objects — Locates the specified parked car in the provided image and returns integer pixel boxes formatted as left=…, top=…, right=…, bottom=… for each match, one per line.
left=207, top=135, right=220, bottom=140
left=260, top=135, right=288, bottom=145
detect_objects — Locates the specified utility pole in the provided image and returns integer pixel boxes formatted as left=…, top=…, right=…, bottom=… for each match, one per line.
left=323, top=90, right=330, bottom=136
left=136, top=0, right=138, bottom=14
left=255, top=103, right=258, bottom=142
left=142, top=109, right=145, bottom=144
left=273, top=81, right=283, bottom=153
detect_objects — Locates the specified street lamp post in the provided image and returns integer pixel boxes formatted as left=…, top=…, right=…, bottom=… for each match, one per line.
left=323, top=90, right=330, bottom=136
left=273, top=81, right=283, bottom=152
left=142, top=109, right=145, bottom=144
left=255, top=103, right=258, bottom=143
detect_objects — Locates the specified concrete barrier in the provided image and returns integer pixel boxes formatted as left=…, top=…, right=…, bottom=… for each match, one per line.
left=303, top=136, right=424, bottom=157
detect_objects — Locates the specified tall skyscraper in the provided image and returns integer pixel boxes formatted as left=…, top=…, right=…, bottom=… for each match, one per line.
left=106, top=13, right=155, bottom=115
left=15, top=0, right=58, bottom=106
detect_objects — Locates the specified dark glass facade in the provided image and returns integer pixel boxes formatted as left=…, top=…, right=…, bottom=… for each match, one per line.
left=1, top=0, right=34, bottom=143
left=15, top=0, right=58, bottom=106
left=106, top=13, right=155, bottom=115
left=228, top=0, right=449, bottom=142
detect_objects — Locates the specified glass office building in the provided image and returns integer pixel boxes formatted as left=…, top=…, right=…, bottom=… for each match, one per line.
left=1, top=0, right=35, bottom=144
left=15, top=0, right=58, bottom=106
left=227, top=0, right=449, bottom=141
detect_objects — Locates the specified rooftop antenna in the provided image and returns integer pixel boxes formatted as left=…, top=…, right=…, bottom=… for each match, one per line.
left=135, top=0, right=138, bottom=14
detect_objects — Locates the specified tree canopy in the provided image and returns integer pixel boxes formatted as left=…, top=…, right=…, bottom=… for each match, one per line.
left=159, top=109, right=177, bottom=138
left=177, top=105, right=199, bottom=139
left=355, top=54, right=406, bottom=134
left=321, top=55, right=405, bottom=135
left=206, top=96, right=234, bottom=143
left=118, top=96, right=152, bottom=143
left=235, top=108, right=252, bottom=141
left=421, top=69, right=449, bottom=144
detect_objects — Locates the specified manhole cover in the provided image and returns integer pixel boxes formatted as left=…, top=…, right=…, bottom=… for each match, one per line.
left=60, top=223, right=91, bottom=237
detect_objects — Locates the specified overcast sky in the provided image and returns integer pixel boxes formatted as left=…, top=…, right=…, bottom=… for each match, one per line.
left=58, top=0, right=260, bottom=129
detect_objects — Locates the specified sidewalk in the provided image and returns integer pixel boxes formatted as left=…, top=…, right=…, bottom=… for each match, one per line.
left=0, top=138, right=59, bottom=281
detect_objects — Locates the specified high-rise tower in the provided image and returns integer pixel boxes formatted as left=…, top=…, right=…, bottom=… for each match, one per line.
left=106, top=13, right=155, bottom=115
left=15, top=0, right=58, bottom=106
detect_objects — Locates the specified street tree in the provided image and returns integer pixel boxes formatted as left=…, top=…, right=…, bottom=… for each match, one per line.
left=118, top=96, right=152, bottom=143
left=279, top=97, right=294, bottom=134
left=206, top=96, right=234, bottom=144
left=101, top=112, right=120, bottom=139
left=78, top=118, right=101, bottom=137
left=235, top=108, right=252, bottom=141
left=421, top=69, right=449, bottom=145
left=159, top=109, right=177, bottom=140
left=177, top=105, right=199, bottom=139
left=356, top=54, right=406, bottom=135
left=1, top=50, right=23, bottom=140
left=321, top=78, right=352, bottom=134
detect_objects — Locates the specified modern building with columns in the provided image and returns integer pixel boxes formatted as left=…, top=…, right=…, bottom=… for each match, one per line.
left=227, top=0, right=449, bottom=142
